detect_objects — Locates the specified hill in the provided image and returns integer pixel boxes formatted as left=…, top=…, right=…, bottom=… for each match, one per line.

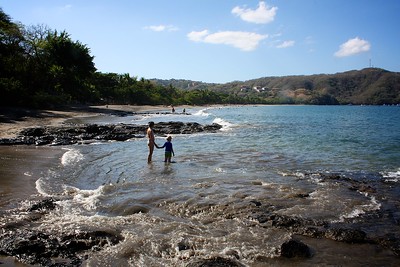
left=151, top=68, right=400, bottom=105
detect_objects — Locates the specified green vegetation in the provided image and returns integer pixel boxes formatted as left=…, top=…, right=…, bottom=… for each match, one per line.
left=1, top=8, right=399, bottom=108
left=153, top=68, right=400, bottom=105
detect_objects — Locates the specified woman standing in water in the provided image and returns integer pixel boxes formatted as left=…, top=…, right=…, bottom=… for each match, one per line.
left=146, top=121, right=157, bottom=163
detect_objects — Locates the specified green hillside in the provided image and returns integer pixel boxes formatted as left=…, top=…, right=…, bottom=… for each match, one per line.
left=152, top=68, right=400, bottom=105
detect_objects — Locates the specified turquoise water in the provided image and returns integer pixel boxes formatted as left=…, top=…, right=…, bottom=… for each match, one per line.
left=3, top=105, right=400, bottom=266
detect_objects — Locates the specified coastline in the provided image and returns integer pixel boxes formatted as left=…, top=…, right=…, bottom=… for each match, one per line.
left=0, top=105, right=191, bottom=139
left=0, top=104, right=187, bottom=266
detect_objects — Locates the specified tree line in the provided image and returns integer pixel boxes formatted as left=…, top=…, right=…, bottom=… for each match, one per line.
left=2, top=9, right=260, bottom=108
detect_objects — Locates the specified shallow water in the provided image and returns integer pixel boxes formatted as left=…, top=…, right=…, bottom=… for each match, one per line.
left=1, top=105, right=400, bottom=266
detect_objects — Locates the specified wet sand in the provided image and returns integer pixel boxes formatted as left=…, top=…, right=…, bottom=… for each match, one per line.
left=0, top=146, right=64, bottom=207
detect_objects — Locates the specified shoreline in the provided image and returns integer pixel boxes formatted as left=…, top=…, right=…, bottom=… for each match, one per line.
left=0, top=105, right=194, bottom=139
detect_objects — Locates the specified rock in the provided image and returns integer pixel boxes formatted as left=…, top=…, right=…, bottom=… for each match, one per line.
left=186, top=256, right=245, bottom=267
left=0, top=122, right=222, bottom=146
left=378, top=234, right=400, bottom=256
left=324, top=228, right=367, bottom=243
left=280, top=239, right=313, bottom=258
left=0, top=229, right=123, bottom=266
left=27, top=198, right=58, bottom=212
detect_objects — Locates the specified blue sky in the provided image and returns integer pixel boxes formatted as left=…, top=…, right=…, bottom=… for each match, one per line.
left=1, top=0, right=399, bottom=83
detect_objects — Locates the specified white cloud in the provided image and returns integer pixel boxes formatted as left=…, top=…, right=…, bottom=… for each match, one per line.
left=144, top=25, right=179, bottom=32
left=187, top=30, right=268, bottom=51
left=334, top=37, right=371, bottom=57
left=232, top=1, right=278, bottom=24
left=277, top=40, right=295, bottom=48
left=187, top=30, right=209, bottom=42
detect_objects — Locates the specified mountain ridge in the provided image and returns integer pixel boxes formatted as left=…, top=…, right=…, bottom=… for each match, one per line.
left=151, top=68, right=400, bottom=105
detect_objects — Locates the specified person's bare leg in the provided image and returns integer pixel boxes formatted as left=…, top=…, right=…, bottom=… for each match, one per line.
left=148, top=144, right=154, bottom=163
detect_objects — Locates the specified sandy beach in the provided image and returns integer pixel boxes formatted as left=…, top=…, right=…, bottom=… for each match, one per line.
left=0, top=105, right=184, bottom=139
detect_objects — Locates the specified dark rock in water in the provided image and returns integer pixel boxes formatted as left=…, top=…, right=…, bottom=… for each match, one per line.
left=27, top=197, right=58, bottom=212
left=250, top=200, right=262, bottom=206
left=186, top=256, right=245, bottom=267
left=177, top=239, right=192, bottom=251
left=0, top=229, right=123, bottom=266
left=20, top=127, right=46, bottom=137
left=378, top=233, right=400, bottom=256
left=349, top=184, right=376, bottom=194
left=280, top=239, right=313, bottom=258
left=0, top=121, right=222, bottom=146
left=324, top=228, right=367, bottom=243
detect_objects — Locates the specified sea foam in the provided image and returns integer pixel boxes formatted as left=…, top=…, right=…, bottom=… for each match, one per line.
left=193, top=108, right=210, bottom=117
left=213, top=117, right=233, bottom=131
left=336, top=193, right=381, bottom=222
left=61, top=148, right=84, bottom=166
left=381, top=168, right=400, bottom=183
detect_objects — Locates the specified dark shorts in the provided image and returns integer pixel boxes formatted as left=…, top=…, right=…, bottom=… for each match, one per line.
left=165, top=151, right=172, bottom=157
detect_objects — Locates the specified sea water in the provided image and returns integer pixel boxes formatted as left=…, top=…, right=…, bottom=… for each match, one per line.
left=3, top=105, right=400, bottom=266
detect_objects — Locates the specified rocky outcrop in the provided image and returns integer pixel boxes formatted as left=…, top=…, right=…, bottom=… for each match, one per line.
left=280, top=239, right=313, bottom=258
left=0, top=121, right=222, bottom=146
left=0, top=199, right=123, bottom=266
left=186, top=256, right=246, bottom=267
left=0, top=229, right=123, bottom=266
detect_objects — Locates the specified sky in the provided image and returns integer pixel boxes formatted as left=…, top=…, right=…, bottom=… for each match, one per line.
left=1, top=0, right=399, bottom=83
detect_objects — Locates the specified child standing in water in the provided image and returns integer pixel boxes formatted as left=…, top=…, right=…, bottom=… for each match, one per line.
left=157, top=136, right=175, bottom=163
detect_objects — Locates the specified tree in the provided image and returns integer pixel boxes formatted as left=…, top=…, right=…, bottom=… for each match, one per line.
left=42, top=30, right=96, bottom=102
left=0, top=8, right=27, bottom=105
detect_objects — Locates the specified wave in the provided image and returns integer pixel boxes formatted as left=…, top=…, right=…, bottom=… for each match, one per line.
left=64, top=185, right=103, bottom=210
left=336, top=193, right=381, bottom=222
left=212, top=117, right=234, bottom=131
left=193, top=108, right=210, bottom=117
left=61, top=148, right=84, bottom=166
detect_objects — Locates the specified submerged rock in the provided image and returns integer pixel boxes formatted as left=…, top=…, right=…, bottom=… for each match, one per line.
left=186, top=256, right=246, bottom=267
left=324, top=228, right=367, bottom=243
left=0, top=229, right=123, bottom=266
left=280, top=239, right=313, bottom=258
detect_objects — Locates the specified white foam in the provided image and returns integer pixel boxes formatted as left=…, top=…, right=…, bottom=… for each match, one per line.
left=35, top=178, right=50, bottom=197
left=381, top=169, right=400, bottom=182
left=35, top=169, right=59, bottom=197
left=337, top=193, right=381, bottom=222
left=61, top=148, right=84, bottom=166
left=193, top=108, right=210, bottom=117
left=213, top=117, right=233, bottom=131
left=61, top=185, right=109, bottom=212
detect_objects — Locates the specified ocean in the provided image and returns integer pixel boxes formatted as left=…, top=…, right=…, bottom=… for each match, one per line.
left=1, top=105, right=400, bottom=266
